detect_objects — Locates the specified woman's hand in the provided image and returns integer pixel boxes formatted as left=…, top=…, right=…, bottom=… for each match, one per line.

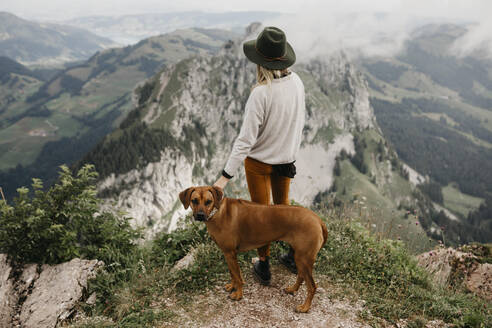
left=214, top=176, right=229, bottom=190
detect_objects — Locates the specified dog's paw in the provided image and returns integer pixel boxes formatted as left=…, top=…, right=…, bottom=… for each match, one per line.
left=229, top=290, right=243, bottom=301
left=295, top=304, right=310, bottom=313
left=284, top=286, right=296, bottom=295
left=224, top=283, right=234, bottom=292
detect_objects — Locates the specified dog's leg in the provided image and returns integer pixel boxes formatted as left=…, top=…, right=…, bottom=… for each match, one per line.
left=224, top=251, right=243, bottom=300
left=224, top=282, right=234, bottom=292
left=284, top=274, right=303, bottom=295
left=224, top=256, right=235, bottom=293
left=285, top=250, right=304, bottom=294
left=295, top=258, right=317, bottom=313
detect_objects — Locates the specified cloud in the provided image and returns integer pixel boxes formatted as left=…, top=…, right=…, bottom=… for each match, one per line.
left=260, top=0, right=492, bottom=60
left=264, top=11, right=413, bottom=61
left=450, top=18, right=492, bottom=59
left=3, top=0, right=492, bottom=58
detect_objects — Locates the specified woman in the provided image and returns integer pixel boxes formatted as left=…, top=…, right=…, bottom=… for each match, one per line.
left=214, top=26, right=305, bottom=285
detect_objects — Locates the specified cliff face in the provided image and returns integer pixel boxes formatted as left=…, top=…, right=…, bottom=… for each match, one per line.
left=91, top=25, right=402, bottom=238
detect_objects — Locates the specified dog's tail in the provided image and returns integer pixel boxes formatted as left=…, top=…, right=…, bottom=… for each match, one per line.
left=321, top=220, right=328, bottom=246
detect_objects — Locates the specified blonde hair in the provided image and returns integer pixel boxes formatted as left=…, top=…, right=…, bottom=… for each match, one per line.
left=254, top=64, right=290, bottom=89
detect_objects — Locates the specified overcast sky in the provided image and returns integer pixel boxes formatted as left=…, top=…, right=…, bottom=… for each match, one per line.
left=0, top=0, right=489, bottom=22
left=2, top=0, right=491, bottom=58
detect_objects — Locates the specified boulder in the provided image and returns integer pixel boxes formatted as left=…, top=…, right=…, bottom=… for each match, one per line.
left=417, top=247, right=492, bottom=300
left=171, top=248, right=197, bottom=272
left=0, top=254, right=15, bottom=327
left=417, top=247, right=473, bottom=286
left=20, top=258, right=103, bottom=327
left=465, top=263, right=492, bottom=301
left=0, top=254, right=103, bottom=328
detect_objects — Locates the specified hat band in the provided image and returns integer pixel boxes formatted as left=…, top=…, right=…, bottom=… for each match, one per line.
left=255, top=43, right=288, bottom=62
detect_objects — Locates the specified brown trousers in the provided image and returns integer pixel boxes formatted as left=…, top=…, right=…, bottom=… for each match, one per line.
left=244, top=157, right=291, bottom=258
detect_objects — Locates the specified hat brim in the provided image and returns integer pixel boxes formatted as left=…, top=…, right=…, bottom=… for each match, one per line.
left=243, top=39, right=296, bottom=70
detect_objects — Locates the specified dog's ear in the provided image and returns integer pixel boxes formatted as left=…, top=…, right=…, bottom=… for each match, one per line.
left=179, top=187, right=195, bottom=209
left=210, top=186, right=224, bottom=209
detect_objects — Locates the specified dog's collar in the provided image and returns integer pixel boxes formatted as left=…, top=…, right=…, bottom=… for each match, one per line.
left=206, top=208, right=219, bottom=221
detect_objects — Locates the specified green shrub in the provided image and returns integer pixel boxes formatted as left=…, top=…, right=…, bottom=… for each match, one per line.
left=151, top=219, right=209, bottom=266
left=0, top=164, right=141, bottom=266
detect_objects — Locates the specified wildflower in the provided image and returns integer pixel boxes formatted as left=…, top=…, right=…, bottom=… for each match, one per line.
left=415, top=222, right=419, bottom=225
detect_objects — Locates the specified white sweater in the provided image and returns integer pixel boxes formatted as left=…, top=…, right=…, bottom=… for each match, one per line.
left=223, top=71, right=305, bottom=177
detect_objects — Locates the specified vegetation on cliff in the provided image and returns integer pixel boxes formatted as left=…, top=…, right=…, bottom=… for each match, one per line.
left=0, top=164, right=141, bottom=266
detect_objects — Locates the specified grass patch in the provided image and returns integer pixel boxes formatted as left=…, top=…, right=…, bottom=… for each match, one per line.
left=331, top=158, right=431, bottom=253
left=442, top=184, right=484, bottom=218
left=316, top=207, right=491, bottom=327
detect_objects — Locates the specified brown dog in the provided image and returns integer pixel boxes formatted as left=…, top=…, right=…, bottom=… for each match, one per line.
left=179, top=185, right=328, bottom=313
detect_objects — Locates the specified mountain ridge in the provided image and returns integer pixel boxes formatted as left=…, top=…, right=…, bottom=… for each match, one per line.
left=0, top=27, right=238, bottom=200
left=358, top=23, right=492, bottom=243
left=0, top=12, right=118, bottom=66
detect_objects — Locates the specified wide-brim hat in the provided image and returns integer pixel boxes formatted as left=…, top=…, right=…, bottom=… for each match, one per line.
left=243, top=26, right=296, bottom=70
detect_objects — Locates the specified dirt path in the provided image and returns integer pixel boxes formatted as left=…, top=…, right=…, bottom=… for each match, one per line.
left=161, top=265, right=370, bottom=328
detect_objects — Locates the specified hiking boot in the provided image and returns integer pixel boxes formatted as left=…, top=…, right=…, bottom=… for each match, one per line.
left=253, top=257, right=271, bottom=285
left=278, top=248, right=297, bottom=274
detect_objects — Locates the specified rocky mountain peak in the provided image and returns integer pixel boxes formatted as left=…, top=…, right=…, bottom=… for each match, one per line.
left=90, top=26, right=380, bottom=237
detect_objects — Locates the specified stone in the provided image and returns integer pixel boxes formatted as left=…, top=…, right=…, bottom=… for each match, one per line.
left=417, top=247, right=470, bottom=286
left=465, top=263, right=492, bottom=301
left=86, top=292, right=97, bottom=305
left=172, top=248, right=197, bottom=272
left=0, top=254, right=15, bottom=328
left=417, top=247, right=492, bottom=300
left=19, top=258, right=103, bottom=328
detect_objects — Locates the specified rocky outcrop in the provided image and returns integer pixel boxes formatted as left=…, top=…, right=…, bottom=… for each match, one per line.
left=97, top=23, right=379, bottom=236
left=0, top=254, right=15, bottom=327
left=0, top=254, right=103, bottom=328
left=417, top=247, right=492, bottom=300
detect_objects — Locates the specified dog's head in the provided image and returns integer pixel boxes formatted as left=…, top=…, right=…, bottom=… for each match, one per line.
left=179, top=186, right=223, bottom=221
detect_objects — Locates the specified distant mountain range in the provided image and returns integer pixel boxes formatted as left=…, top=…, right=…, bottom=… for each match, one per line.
left=0, top=27, right=238, bottom=200
left=0, top=12, right=118, bottom=66
left=358, top=23, right=492, bottom=242
left=61, top=11, right=282, bottom=44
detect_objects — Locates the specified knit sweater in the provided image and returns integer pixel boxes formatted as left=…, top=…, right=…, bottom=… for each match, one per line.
left=223, top=71, right=305, bottom=177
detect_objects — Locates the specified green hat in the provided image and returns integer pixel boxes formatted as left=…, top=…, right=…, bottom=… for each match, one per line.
left=243, top=26, right=296, bottom=70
